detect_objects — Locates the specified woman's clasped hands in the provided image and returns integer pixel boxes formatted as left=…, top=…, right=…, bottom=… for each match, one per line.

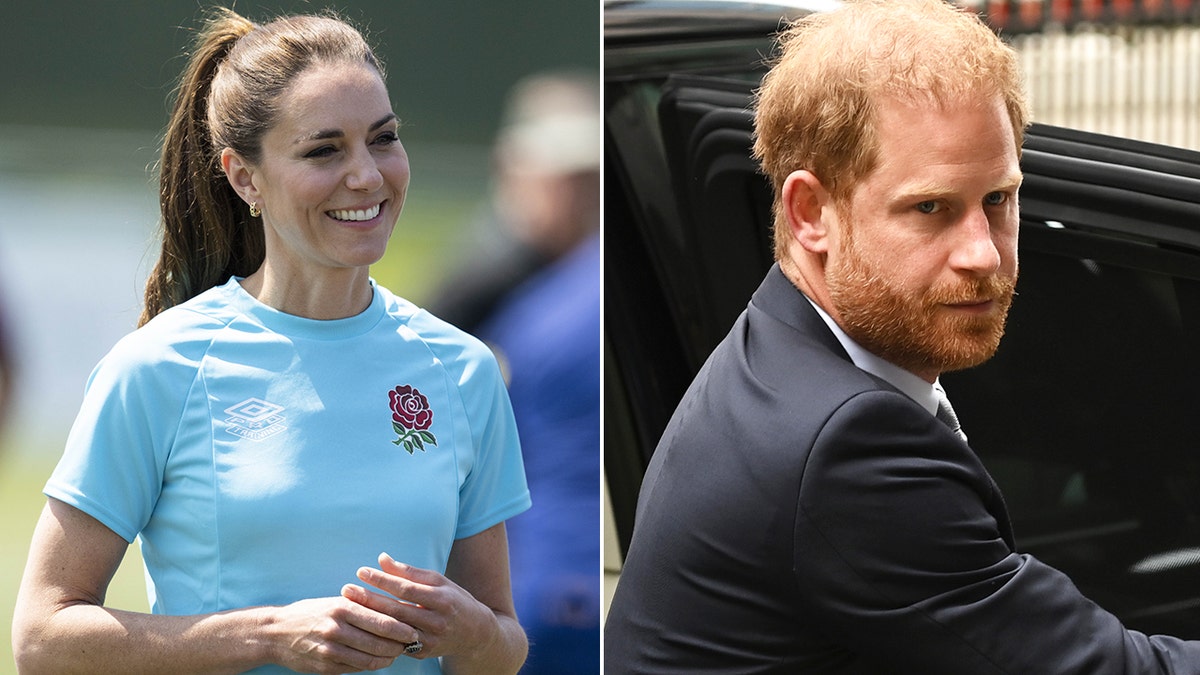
left=266, top=551, right=487, bottom=675
left=341, top=552, right=503, bottom=663
left=266, top=593, right=417, bottom=674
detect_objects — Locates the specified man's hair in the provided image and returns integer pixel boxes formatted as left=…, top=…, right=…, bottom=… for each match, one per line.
left=752, top=0, right=1030, bottom=259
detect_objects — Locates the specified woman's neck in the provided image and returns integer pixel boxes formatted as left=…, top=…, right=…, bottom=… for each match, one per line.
left=239, top=263, right=374, bottom=320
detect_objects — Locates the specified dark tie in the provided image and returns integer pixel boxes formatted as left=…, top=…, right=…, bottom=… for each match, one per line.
left=934, top=387, right=968, bottom=443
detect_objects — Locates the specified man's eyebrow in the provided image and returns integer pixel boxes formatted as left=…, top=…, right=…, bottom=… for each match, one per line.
left=297, top=113, right=398, bottom=143
left=898, top=172, right=1024, bottom=200
left=997, top=173, right=1024, bottom=191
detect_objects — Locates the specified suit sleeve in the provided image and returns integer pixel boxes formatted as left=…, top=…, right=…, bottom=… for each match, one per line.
left=793, top=389, right=1200, bottom=674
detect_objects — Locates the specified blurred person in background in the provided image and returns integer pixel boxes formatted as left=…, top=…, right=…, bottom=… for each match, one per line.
left=428, top=71, right=601, bottom=674
left=427, top=71, right=600, bottom=335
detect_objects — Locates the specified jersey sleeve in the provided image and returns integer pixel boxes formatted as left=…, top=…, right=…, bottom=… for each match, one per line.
left=44, top=319, right=208, bottom=544
left=453, top=342, right=532, bottom=539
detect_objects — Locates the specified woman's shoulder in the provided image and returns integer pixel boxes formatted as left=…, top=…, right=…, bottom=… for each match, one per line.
left=375, top=283, right=498, bottom=366
left=102, top=285, right=243, bottom=373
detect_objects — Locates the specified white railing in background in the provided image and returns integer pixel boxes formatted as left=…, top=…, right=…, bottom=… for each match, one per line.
left=1011, top=23, right=1200, bottom=151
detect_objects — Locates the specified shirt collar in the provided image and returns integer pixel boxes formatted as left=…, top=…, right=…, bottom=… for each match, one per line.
left=803, top=293, right=941, bottom=416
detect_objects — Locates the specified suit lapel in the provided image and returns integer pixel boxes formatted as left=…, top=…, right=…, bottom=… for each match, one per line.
left=749, top=263, right=851, bottom=364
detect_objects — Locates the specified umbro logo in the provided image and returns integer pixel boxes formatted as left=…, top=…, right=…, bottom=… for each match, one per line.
left=224, top=397, right=287, bottom=441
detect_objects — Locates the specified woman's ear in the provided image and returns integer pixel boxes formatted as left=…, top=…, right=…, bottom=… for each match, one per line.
left=781, top=170, right=833, bottom=254
left=220, top=148, right=260, bottom=206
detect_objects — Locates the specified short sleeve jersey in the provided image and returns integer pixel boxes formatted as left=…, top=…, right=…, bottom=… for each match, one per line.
left=45, top=278, right=531, bottom=675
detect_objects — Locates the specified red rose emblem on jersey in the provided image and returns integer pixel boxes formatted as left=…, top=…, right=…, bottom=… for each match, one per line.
left=391, top=385, right=433, bottom=430
left=389, top=385, right=438, bottom=454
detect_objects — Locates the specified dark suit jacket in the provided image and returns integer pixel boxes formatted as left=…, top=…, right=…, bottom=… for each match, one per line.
left=604, top=264, right=1200, bottom=674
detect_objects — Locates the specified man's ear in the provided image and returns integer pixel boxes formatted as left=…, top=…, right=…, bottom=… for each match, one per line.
left=781, top=170, right=833, bottom=254
left=220, top=148, right=260, bottom=206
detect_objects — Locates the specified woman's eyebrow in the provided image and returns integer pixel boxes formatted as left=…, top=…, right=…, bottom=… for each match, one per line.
left=297, top=113, right=398, bottom=143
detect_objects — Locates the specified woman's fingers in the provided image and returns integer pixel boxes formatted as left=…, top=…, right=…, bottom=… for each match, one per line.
left=378, top=551, right=441, bottom=583
left=344, top=554, right=498, bottom=660
left=355, top=562, right=448, bottom=614
left=272, top=596, right=415, bottom=672
left=342, top=583, right=422, bottom=628
left=322, top=596, right=417, bottom=656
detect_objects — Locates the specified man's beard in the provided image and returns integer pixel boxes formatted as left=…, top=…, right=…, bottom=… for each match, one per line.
left=826, top=229, right=1016, bottom=377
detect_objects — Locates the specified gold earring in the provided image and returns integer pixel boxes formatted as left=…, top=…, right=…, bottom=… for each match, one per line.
left=249, top=202, right=261, bottom=218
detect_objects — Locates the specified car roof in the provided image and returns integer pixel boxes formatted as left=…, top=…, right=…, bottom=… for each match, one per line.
left=605, top=0, right=839, bottom=77
left=604, top=0, right=838, bottom=42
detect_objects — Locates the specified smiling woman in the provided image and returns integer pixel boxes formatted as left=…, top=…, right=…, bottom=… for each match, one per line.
left=11, top=8, right=531, bottom=675
left=222, top=62, right=410, bottom=319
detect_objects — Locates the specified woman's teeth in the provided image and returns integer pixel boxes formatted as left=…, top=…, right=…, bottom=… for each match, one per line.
left=329, top=204, right=381, bottom=221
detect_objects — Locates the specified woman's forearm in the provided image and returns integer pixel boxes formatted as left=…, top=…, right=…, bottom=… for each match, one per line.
left=13, top=500, right=274, bottom=674
left=15, top=595, right=411, bottom=675
left=441, top=610, right=528, bottom=675
left=14, top=602, right=276, bottom=675
left=15, top=501, right=409, bottom=675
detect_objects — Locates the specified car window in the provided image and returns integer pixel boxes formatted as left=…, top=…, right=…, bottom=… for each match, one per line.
left=944, top=220, right=1200, bottom=637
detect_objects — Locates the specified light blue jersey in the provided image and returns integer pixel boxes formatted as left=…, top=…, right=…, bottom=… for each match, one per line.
left=46, top=278, right=531, bottom=675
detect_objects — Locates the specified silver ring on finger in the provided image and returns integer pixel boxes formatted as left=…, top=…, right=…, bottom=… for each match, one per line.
left=404, top=639, right=424, bottom=655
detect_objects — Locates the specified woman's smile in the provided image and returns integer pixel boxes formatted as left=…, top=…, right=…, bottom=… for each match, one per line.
left=328, top=201, right=384, bottom=223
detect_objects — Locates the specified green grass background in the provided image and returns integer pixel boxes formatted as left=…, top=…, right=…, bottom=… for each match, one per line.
left=0, top=449, right=155, bottom=666
left=0, top=176, right=486, bottom=673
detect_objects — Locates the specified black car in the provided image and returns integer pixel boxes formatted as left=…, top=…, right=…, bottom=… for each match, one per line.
left=604, top=0, right=1200, bottom=637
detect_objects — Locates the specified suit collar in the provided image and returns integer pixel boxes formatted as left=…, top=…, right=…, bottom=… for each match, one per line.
left=750, top=263, right=850, bottom=363
left=751, top=263, right=940, bottom=414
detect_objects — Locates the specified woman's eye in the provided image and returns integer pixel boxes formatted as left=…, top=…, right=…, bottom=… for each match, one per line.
left=984, top=191, right=1008, bottom=206
left=304, top=145, right=337, bottom=159
left=374, top=131, right=399, bottom=146
left=915, top=201, right=942, bottom=214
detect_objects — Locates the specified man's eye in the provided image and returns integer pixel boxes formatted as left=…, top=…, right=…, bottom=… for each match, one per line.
left=916, top=201, right=942, bottom=214
left=984, top=191, right=1008, bottom=206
